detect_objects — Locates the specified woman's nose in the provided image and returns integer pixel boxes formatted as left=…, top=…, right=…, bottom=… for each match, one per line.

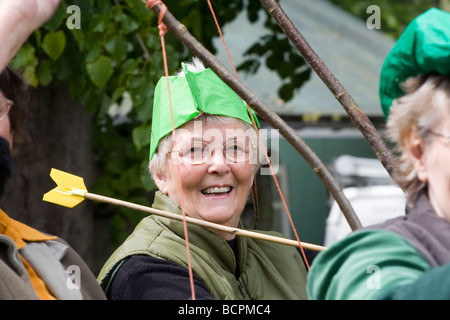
left=207, top=148, right=230, bottom=174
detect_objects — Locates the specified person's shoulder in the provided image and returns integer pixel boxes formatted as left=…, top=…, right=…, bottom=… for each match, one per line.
left=311, top=228, right=423, bottom=270
left=307, top=229, right=430, bottom=300
left=330, top=228, right=412, bottom=249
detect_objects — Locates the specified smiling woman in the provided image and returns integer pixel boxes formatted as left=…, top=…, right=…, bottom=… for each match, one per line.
left=151, top=117, right=257, bottom=234
left=97, top=58, right=309, bottom=300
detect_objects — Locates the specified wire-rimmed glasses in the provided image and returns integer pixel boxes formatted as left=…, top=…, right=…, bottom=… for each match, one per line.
left=428, top=130, right=450, bottom=141
left=171, top=139, right=256, bottom=165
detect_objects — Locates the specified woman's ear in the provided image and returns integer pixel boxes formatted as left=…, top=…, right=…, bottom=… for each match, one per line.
left=151, top=170, right=169, bottom=195
left=406, top=128, right=428, bottom=183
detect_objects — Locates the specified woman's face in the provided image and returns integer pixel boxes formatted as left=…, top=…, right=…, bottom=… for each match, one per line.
left=153, top=119, right=256, bottom=238
left=410, top=112, right=450, bottom=222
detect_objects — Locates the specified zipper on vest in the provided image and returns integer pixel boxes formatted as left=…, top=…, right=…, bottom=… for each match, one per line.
left=238, top=277, right=250, bottom=300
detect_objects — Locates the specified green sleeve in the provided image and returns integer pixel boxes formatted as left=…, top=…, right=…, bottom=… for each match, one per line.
left=307, top=229, right=430, bottom=300
left=377, top=262, right=450, bottom=300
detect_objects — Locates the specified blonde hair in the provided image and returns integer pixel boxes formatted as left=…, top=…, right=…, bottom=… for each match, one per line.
left=386, top=74, right=450, bottom=206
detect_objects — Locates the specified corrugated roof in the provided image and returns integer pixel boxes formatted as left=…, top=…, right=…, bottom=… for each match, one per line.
left=213, top=0, right=395, bottom=117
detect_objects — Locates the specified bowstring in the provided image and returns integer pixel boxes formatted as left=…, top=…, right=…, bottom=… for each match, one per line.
left=145, top=0, right=197, bottom=299
left=206, top=0, right=310, bottom=269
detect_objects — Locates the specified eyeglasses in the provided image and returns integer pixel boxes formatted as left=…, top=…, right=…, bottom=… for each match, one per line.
left=0, top=94, right=13, bottom=121
left=428, top=130, right=450, bottom=141
left=170, top=140, right=256, bottom=165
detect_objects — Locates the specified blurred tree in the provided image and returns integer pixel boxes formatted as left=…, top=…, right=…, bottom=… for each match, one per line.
left=4, top=0, right=310, bottom=272
left=327, top=0, right=448, bottom=39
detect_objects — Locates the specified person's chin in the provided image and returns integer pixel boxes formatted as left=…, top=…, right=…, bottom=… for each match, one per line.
left=202, top=206, right=239, bottom=225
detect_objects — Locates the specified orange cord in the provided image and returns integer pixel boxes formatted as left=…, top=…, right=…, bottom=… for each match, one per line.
left=145, top=0, right=197, bottom=299
left=206, top=0, right=310, bottom=269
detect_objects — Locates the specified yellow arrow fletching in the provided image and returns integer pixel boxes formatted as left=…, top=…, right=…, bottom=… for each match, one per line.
left=43, top=168, right=87, bottom=208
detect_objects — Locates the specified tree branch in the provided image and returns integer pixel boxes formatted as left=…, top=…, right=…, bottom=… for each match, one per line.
left=260, top=0, right=400, bottom=180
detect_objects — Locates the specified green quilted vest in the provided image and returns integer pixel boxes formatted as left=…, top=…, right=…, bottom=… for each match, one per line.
left=98, top=192, right=308, bottom=300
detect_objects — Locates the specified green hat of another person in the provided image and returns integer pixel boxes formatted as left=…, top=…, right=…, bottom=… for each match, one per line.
left=379, top=8, right=450, bottom=118
left=149, top=62, right=259, bottom=161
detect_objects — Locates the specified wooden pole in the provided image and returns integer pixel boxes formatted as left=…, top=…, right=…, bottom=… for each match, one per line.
left=260, top=0, right=400, bottom=180
left=84, top=192, right=326, bottom=252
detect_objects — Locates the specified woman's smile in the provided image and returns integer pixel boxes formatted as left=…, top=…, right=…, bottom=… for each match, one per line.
left=200, top=185, right=233, bottom=196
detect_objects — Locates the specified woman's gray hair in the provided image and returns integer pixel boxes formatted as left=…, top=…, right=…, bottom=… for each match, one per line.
left=386, top=73, right=450, bottom=206
left=149, top=58, right=261, bottom=179
left=174, top=56, right=205, bottom=75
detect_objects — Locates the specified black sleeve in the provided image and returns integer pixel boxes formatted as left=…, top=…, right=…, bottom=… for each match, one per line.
left=107, top=255, right=215, bottom=300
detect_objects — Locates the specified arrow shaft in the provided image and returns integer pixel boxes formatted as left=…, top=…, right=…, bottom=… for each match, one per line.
left=84, top=192, right=325, bottom=252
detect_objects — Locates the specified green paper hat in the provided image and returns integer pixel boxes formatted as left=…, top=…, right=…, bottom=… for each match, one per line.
left=149, top=63, right=260, bottom=161
left=379, top=8, right=450, bottom=118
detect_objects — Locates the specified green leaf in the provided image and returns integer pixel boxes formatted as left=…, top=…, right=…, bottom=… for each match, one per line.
left=17, top=53, right=39, bottom=87
left=42, top=31, right=67, bottom=60
left=121, top=58, right=141, bottom=74
left=184, top=10, right=203, bottom=39
left=85, top=44, right=102, bottom=63
left=114, top=11, right=139, bottom=34
left=69, top=28, right=85, bottom=50
left=132, top=124, right=151, bottom=151
left=36, top=60, right=54, bottom=86
left=105, top=34, right=128, bottom=63
left=86, top=55, right=114, bottom=89
left=42, top=3, right=67, bottom=31
left=127, top=0, right=153, bottom=22
left=98, top=93, right=112, bottom=118
left=23, top=64, right=38, bottom=87
left=106, top=157, right=125, bottom=175
left=111, top=87, right=127, bottom=103
left=278, top=83, right=294, bottom=101
left=11, top=44, right=36, bottom=69
left=136, top=98, right=153, bottom=123
left=92, top=13, right=109, bottom=33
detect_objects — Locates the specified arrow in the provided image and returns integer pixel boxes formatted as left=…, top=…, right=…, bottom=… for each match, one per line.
left=43, top=168, right=88, bottom=208
left=43, top=168, right=326, bottom=252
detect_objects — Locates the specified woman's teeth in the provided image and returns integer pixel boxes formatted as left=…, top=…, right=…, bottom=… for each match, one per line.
left=201, top=186, right=232, bottom=195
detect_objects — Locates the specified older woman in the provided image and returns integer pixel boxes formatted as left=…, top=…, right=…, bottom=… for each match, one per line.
left=307, top=8, right=450, bottom=300
left=98, top=58, right=308, bottom=299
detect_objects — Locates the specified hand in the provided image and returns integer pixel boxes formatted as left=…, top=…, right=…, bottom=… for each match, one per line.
left=0, top=0, right=61, bottom=71
left=0, top=0, right=60, bottom=31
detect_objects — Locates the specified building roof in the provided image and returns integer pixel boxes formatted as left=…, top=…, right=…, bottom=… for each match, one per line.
left=213, top=0, right=396, bottom=118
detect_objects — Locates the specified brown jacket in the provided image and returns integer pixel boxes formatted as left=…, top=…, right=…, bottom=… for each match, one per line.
left=0, top=210, right=106, bottom=300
